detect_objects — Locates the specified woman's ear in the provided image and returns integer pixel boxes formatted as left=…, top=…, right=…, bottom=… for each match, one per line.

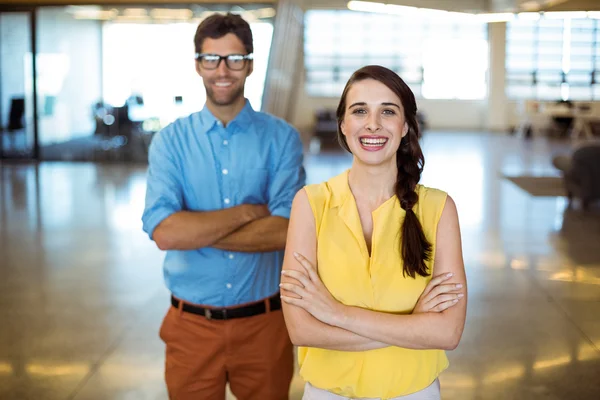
left=340, top=119, right=347, bottom=137
left=402, top=122, right=409, bottom=138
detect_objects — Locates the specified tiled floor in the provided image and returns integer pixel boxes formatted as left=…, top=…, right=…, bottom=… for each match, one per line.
left=1, top=132, right=599, bottom=400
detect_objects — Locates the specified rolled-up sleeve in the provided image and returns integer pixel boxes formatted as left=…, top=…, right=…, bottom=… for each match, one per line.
left=142, top=129, right=183, bottom=239
left=268, top=126, right=306, bottom=219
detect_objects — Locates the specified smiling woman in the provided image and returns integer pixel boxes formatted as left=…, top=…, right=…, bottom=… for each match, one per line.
left=281, top=65, right=467, bottom=400
left=340, top=81, right=407, bottom=161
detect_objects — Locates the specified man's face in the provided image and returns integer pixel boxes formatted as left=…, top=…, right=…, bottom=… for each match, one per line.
left=196, top=33, right=253, bottom=107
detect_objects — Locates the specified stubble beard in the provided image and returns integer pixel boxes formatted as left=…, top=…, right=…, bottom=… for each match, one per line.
left=206, top=84, right=245, bottom=107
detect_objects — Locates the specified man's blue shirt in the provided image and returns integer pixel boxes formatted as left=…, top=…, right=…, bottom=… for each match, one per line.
left=142, top=101, right=305, bottom=306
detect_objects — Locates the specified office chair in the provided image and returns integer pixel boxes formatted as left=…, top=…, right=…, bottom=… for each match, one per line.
left=8, top=98, right=25, bottom=131
left=1, top=97, right=25, bottom=152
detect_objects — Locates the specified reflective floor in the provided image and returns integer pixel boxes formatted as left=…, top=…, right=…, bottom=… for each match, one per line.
left=1, top=132, right=599, bottom=400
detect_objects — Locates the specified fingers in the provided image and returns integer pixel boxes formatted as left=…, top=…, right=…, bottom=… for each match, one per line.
left=429, top=298, right=461, bottom=312
left=425, top=292, right=464, bottom=309
left=422, top=283, right=463, bottom=304
left=293, top=252, right=321, bottom=282
left=280, top=286, right=302, bottom=299
left=281, top=295, right=306, bottom=308
left=281, top=269, right=311, bottom=289
left=279, top=282, right=307, bottom=299
left=421, top=272, right=455, bottom=297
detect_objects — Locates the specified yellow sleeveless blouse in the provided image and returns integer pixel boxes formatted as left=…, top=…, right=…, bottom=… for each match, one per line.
left=300, top=170, right=449, bottom=399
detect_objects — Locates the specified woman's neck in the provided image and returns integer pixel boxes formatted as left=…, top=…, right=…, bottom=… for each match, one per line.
left=348, top=159, right=397, bottom=208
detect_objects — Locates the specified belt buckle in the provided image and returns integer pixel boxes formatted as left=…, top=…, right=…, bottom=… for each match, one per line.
left=204, top=309, right=212, bottom=320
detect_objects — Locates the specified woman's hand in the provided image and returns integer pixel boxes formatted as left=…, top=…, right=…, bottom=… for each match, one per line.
left=280, top=252, right=343, bottom=326
left=413, top=272, right=464, bottom=314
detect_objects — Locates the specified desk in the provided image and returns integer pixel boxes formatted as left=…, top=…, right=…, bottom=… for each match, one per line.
left=542, top=103, right=600, bottom=140
left=518, top=101, right=600, bottom=140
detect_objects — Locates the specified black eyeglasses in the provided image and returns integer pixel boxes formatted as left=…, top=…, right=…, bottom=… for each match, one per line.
left=194, top=53, right=253, bottom=71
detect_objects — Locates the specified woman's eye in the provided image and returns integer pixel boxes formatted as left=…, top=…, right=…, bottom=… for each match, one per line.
left=352, top=108, right=366, bottom=114
left=383, top=109, right=396, bottom=115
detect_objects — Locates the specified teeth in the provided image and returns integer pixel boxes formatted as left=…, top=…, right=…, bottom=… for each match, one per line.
left=360, top=138, right=387, bottom=146
left=215, top=82, right=232, bottom=87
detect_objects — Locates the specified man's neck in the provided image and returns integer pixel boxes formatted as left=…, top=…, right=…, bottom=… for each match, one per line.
left=206, top=96, right=247, bottom=127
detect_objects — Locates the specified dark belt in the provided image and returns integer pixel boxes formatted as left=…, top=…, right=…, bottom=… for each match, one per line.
left=171, top=293, right=281, bottom=320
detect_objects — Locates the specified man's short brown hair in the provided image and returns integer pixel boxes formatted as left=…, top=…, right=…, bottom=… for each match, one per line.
left=194, top=13, right=253, bottom=54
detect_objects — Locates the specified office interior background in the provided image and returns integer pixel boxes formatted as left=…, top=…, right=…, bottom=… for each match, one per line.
left=1, top=0, right=600, bottom=399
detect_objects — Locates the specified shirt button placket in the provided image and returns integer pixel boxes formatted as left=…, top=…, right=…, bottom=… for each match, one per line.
left=222, top=129, right=234, bottom=303
left=221, top=130, right=232, bottom=208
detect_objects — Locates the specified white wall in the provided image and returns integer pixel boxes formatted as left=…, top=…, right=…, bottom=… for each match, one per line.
left=36, top=7, right=102, bottom=145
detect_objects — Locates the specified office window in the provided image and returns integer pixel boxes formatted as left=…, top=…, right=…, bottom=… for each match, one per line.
left=304, top=10, right=488, bottom=99
left=506, top=16, right=600, bottom=100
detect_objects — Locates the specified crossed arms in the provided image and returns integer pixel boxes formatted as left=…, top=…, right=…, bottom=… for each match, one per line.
left=152, top=205, right=289, bottom=252
left=280, top=189, right=467, bottom=352
left=142, top=128, right=304, bottom=253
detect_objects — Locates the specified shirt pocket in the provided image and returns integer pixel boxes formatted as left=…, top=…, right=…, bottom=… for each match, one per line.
left=239, top=168, right=269, bottom=204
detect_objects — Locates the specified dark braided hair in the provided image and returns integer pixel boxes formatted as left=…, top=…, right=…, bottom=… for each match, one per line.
left=336, top=65, right=431, bottom=278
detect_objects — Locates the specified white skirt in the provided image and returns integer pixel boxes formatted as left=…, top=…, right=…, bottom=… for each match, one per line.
left=302, top=379, right=441, bottom=400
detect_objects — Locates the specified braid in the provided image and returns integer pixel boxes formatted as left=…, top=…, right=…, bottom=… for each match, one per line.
left=395, top=136, right=432, bottom=278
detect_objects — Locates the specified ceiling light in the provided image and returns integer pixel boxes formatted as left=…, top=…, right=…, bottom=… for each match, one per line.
left=476, top=13, right=515, bottom=23
left=544, top=11, right=588, bottom=19
left=347, top=1, right=387, bottom=14
left=123, top=8, right=147, bottom=17
left=149, top=9, right=193, bottom=20
left=517, top=12, right=540, bottom=21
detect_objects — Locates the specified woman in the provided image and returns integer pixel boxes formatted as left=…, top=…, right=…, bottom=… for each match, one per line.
left=280, top=65, right=467, bottom=400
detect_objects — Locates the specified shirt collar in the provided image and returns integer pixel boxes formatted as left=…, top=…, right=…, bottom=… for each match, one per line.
left=199, top=105, right=218, bottom=131
left=327, top=169, right=401, bottom=259
left=200, top=99, right=255, bottom=133
left=327, top=169, right=369, bottom=257
left=230, top=100, right=255, bottom=128
left=328, top=169, right=351, bottom=209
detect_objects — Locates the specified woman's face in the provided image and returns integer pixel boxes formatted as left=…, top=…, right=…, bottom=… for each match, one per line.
left=340, top=79, right=408, bottom=167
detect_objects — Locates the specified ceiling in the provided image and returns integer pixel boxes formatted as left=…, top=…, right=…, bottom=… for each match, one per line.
left=304, top=0, right=600, bottom=12
left=497, top=0, right=600, bottom=12
left=1, top=0, right=598, bottom=14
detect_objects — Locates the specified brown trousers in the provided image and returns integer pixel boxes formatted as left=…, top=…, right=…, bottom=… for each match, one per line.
left=159, top=300, right=294, bottom=400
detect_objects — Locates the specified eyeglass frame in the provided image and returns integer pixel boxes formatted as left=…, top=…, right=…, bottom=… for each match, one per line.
left=194, top=53, right=254, bottom=71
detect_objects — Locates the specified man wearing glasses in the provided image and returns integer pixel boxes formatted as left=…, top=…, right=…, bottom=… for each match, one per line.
left=142, top=13, right=305, bottom=400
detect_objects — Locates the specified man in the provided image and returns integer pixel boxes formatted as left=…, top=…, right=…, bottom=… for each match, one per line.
left=142, top=13, right=305, bottom=400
